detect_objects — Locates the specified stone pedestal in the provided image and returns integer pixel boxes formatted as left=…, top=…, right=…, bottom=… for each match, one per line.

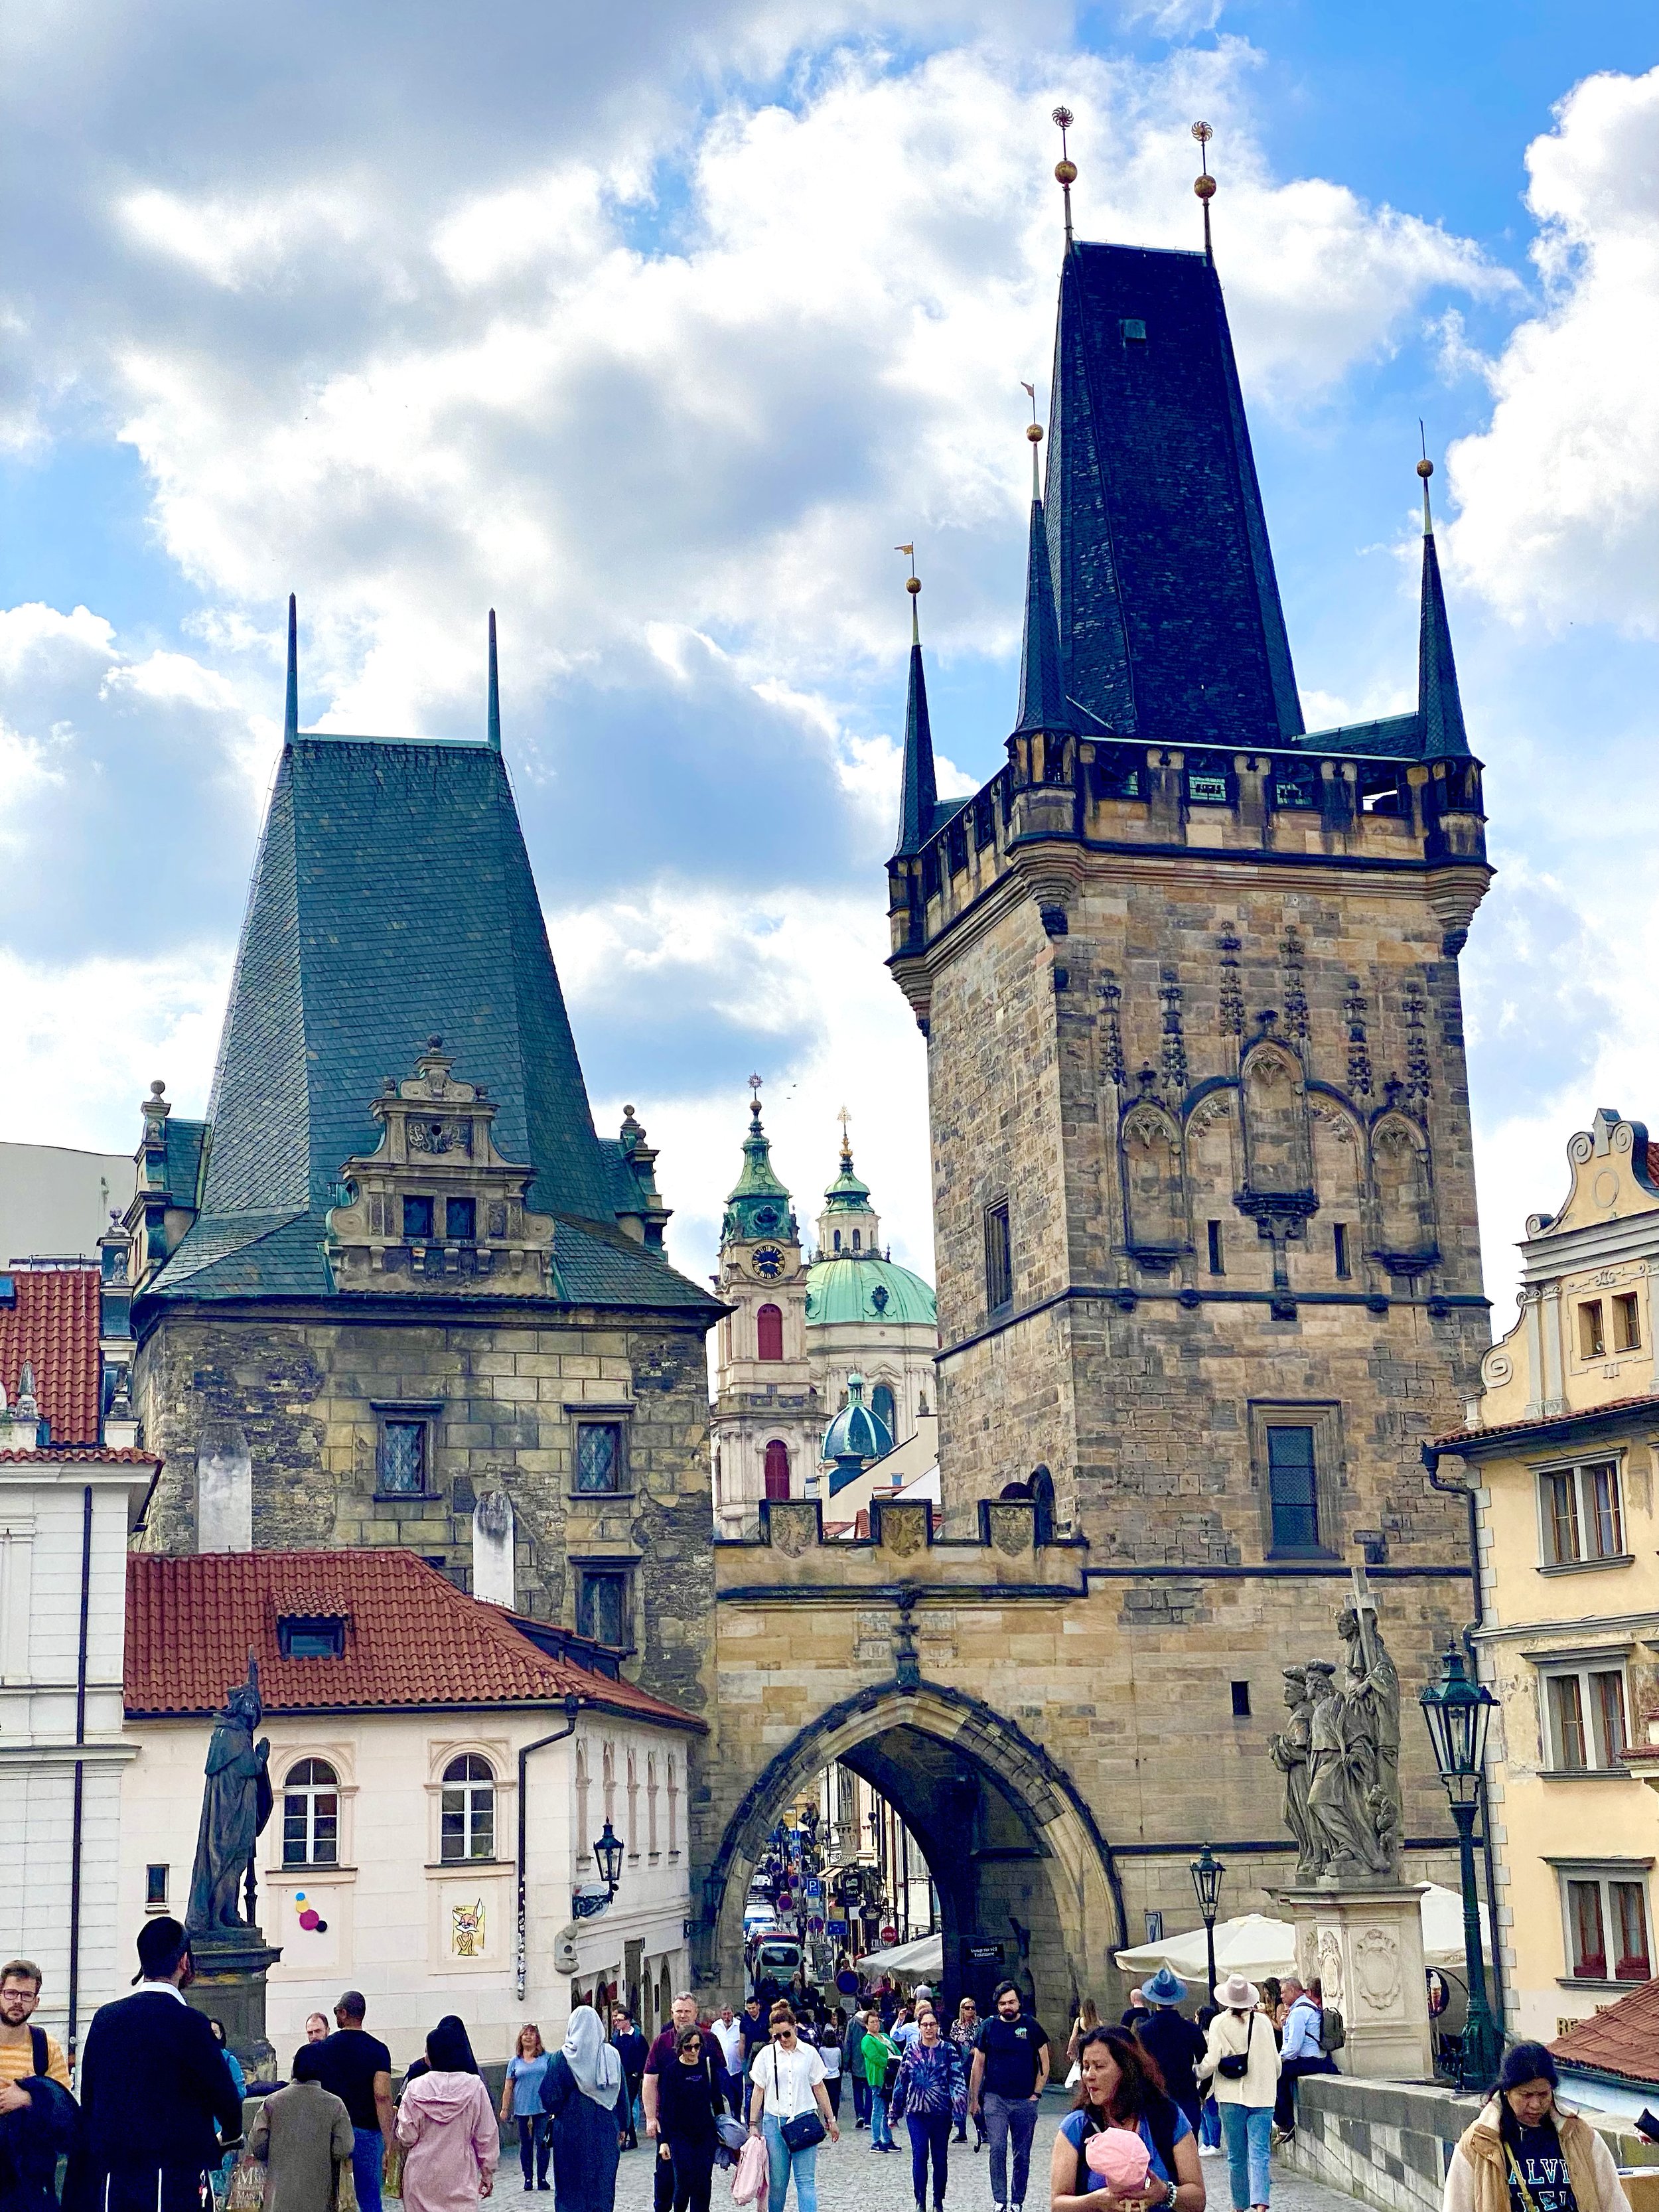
left=1273, top=1883, right=1433, bottom=2081
left=184, top=1928, right=283, bottom=2083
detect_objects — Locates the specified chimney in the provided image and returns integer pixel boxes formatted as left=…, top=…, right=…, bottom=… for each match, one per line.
left=471, top=1489, right=516, bottom=1607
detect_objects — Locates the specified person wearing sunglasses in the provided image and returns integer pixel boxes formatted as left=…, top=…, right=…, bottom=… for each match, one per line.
left=748, top=2004, right=839, bottom=2211
left=655, top=2024, right=723, bottom=2212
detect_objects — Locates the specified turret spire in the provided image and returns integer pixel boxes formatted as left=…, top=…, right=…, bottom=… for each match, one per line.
left=1415, top=449, right=1471, bottom=760
left=1192, top=121, right=1216, bottom=265
left=1013, top=431, right=1072, bottom=739
left=284, top=593, right=299, bottom=743
left=487, top=609, right=502, bottom=752
left=892, top=551, right=938, bottom=857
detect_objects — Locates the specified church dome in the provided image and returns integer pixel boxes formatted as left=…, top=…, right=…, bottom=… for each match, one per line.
left=805, top=1253, right=936, bottom=1327
left=821, top=1373, right=893, bottom=1466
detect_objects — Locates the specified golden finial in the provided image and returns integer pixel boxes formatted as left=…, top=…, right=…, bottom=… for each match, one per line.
left=1052, top=107, right=1076, bottom=252
left=1021, top=380, right=1044, bottom=498
left=1417, top=421, right=1435, bottom=534
left=896, top=544, right=920, bottom=642
left=837, top=1104, right=853, bottom=1166
left=1192, top=121, right=1216, bottom=263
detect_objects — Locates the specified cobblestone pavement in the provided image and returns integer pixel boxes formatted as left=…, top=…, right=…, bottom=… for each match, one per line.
left=601, top=2108, right=1374, bottom=2212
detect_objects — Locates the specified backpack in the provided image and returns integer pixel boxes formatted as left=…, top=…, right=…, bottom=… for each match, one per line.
left=1319, top=2006, right=1345, bottom=2055
left=29, top=2026, right=48, bottom=2077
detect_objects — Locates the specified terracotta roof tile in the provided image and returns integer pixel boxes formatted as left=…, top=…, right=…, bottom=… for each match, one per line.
left=0, top=1447, right=157, bottom=1463
left=1432, top=1394, right=1659, bottom=1452
left=125, top=1550, right=704, bottom=1731
left=1550, top=1974, right=1659, bottom=2087
left=0, top=1267, right=102, bottom=1444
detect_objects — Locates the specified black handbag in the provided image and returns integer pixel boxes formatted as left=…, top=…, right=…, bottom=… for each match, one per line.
left=766, top=2047, right=826, bottom=2154
left=1216, top=2014, right=1254, bottom=2080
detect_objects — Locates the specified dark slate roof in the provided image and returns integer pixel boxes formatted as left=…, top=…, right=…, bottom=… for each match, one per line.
left=1418, top=528, right=1471, bottom=759
left=163, top=1118, right=208, bottom=1207
left=1013, top=500, right=1072, bottom=737
left=142, top=734, right=715, bottom=1318
left=893, top=640, right=938, bottom=858
left=1043, top=243, right=1303, bottom=749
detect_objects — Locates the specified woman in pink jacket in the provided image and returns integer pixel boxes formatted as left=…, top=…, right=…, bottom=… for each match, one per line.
left=397, top=2018, right=499, bottom=2212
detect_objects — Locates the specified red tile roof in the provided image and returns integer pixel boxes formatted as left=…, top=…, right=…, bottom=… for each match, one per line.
left=0, top=1267, right=102, bottom=1445
left=0, top=1447, right=157, bottom=1463
left=1550, top=1974, right=1659, bottom=2087
left=125, top=1550, right=705, bottom=1731
left=1432, top=1393, right=1659, bottom=1452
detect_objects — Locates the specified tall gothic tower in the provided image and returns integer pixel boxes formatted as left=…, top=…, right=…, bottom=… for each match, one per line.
left=887, top=212, right=1490, bottom=1580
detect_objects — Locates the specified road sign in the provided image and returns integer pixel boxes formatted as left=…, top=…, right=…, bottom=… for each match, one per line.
left=828, top=1919, right=847, bottom=1937
left=880, top=1924, right=899, bottom=1944
left=835, top=1968, right=860, bottom=1995
left=808, top=1916, right=824, bottom=1933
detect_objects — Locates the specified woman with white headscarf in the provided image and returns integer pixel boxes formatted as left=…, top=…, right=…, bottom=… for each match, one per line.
left=543, top=2005, right=625, bottom=2212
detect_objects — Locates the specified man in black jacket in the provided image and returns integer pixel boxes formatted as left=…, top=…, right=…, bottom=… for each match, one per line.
left=72, top=1919, right=244, bottom=2212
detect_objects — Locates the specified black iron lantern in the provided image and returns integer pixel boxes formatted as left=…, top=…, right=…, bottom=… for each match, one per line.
left=593, top=1819, right=625, bottom=1894
left=1189, top=1844, right=1224, bottom=2001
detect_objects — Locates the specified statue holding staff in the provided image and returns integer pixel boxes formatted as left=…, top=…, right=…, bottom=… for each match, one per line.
left=186, top=1657, right=273, bottom=1933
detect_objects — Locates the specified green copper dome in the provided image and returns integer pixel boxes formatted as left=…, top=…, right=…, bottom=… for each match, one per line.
left=805, top=1254, right=936, bottom=1327
left=822, top=1372, right=893, bottom=1473
left=721, top=1094, right=798, bottom=1245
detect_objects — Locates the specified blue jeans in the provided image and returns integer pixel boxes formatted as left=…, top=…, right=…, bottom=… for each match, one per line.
left=869, top=2087, right=892, bottom=2149
left=982, top=2093, right=1039, bottom=2207
left=1200, top=2097, right=1222, bottom=2148
left=1220, top=2102, right=1273, bottom=2210
left=851, top=2075, right=871, bottom=2125
left=907, top=2112, right=951, bottom=2207
left=762, top=2114, right=818, bottom=2212
left=352, top=2130, right=385, bottom=2212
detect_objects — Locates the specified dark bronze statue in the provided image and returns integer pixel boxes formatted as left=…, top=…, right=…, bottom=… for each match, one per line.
left=186, top=1659, right=273, bottom=1933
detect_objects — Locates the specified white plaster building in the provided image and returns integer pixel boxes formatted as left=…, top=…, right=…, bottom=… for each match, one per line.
left=120, top=1548, right=699, bottom=2069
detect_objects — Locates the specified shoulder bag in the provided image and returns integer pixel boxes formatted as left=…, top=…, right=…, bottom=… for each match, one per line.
left=1214, top=2015, right=1254, bottom=2081
left=766, top=2047, right=826, bottom=2156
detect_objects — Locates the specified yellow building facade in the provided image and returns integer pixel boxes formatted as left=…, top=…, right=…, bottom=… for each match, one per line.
left=1434, top=1108, right=1659, bottom=2040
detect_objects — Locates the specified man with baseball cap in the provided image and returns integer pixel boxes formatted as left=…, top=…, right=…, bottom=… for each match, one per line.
left=74, top=1918, right=246, bottom=2212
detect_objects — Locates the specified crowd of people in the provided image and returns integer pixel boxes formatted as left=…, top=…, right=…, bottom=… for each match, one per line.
left=0, top=1927, right=1639, bottom=2212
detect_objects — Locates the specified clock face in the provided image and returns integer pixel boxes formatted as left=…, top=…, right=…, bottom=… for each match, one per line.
left=753, top=1246, right=784, bottom=1280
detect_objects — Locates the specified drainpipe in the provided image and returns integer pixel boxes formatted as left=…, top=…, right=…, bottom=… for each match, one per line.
left=517, top=1694, right=583, bottom=2002
left=1422, top=1441, right=1508, bottom=2034
left=66, top=1484, right=93, bottom=2066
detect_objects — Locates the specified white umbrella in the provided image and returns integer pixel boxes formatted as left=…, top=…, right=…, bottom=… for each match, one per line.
left=1114, top=1885, right=1490, bottom=1986
left=856, top=1931, right=944, bottom=1979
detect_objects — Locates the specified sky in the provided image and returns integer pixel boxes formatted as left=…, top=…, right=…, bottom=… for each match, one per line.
left=1, top=1, right=1656, bottom=1325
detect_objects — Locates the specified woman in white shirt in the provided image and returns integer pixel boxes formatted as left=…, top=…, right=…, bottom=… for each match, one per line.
left=747, top=2003, right=840, bottom=2212
left=1196, top=1975, right=1281, bottom=2212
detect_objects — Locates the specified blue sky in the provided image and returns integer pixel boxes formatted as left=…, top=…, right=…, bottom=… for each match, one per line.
left=1, top=1, right=1655, bottom=1313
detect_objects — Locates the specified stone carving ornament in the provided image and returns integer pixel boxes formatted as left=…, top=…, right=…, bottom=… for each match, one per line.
left=1272, top=1572, right=1404, bottom=1886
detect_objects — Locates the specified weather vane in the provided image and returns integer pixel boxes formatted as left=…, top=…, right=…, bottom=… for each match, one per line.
left=1052, top=107, right=1076, bottom=252
left=1192, top=121, right=1216, bottom=263
left=749, top=1072, right=763, bottom=1120
left=837, top=1105, right=853, bottom=1163
left=895, top=544, right=920, bottom=642
left=1021, top=380, right=1043, bottom=496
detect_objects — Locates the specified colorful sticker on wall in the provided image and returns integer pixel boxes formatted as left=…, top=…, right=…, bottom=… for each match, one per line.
left=451, top=1901, right=484, bottom=1957
left=292, top=1890, right=329, bottom=1935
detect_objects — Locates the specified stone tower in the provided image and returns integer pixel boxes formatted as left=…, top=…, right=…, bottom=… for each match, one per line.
left=125, top=607, right=720, bottom=1715
left=887, top=230, right=1491, bottom=1572
left=709, top=1089, right=820, bottom=1526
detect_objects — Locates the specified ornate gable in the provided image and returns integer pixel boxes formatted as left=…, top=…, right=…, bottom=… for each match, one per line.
left=325, top=1039, right=556, bottom=1293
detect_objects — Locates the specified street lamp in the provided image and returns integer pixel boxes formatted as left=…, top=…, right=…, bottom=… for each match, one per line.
left=572, top=1820, right=626, bottom=1921
left=1189, top=1844, right=1224, bottom=2002
left=1419, top=1640, right=1502, bottom=2089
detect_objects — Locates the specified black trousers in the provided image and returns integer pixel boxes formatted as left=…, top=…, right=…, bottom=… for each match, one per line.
left=1275, top=2055, right=1337, bottom=2131
left=666, top=2140, right=714, bottom=2212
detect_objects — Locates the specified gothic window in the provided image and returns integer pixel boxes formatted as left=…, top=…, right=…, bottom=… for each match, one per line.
left=575, top=1421, right=623, bottom=1493
left=402, top=1195, right=435, bottom=1240
left=626, top=1752, right=640, bottom=1860
left=871, top=1382, right=897, bottom=1434
left=282, top=1758, right=339, bottom=1867
left=1240, top=1043, right=1312, bottom=1196
left=445, top=1195, right=476, bottom=1241
left=577, top=1568, right=630, bottom=1647
left=440, top=1753, right=495, bottom=1863
left=1206, top=1221, right=1224, bottom=1276
left=1370, top=1114, right=1435, bottom=1260
left=1267, top=1426, right=1320, bottom=1550
left=764, top=1440, right=790, bottom=1501
left=756, top=1304, right=784, bottom=1362
left=377, top=1416, right=429, bottom=1496
left=1121, top=1104, right=1184, bottom=1256
left=983, top=1200, right=1013, bottom=1316
left=646, top=1754, right=659, bottom=1857
left=1333, top=1222, right=1351, bottom=1278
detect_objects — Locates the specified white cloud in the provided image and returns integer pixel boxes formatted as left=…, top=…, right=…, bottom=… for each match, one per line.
left=1445, top=66, right=1659, bottom=638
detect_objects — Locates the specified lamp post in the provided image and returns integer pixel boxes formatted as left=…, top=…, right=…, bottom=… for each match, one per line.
left=1419, top=1641, right=1502, bottom=2089
left=1190, top=1844, right=1224, bottom=2002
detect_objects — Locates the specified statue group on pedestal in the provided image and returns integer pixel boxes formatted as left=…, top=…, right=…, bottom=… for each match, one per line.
left=1269, top=1576, right=1402, bottom=1884
left=186, top=1657, right=273, bottom=1935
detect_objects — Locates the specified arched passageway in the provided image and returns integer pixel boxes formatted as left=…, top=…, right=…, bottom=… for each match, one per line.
left=699, top=1680, right=1124, bottom=2019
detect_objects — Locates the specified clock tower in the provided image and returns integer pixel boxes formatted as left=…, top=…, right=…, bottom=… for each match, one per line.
left=709, top=1084, right=822, bottom=1530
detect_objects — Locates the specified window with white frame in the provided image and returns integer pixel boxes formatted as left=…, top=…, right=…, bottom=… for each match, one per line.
left=282, top=1758, right=340, bottom=1866
left=1558, top=1865, right=1652, bottom=1982
left=1538, top=1459, right=1626, bottom=1566
left=1540, top=1660, right=1630, bottom=1771
left=439, top=1753, right=495, bottom=1863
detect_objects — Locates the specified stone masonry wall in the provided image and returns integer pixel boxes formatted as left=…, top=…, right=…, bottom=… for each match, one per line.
left=131, top=1303, right=717, bottom=1727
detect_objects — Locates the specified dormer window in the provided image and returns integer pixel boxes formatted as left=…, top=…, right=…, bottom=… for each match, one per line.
left=277, top=1615, right=346, bottom=1660
left=403, top=1195, right=435, bottom=1241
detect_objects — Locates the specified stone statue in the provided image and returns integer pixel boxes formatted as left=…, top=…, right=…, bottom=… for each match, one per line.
left=1279, top=1574, right=1405, bottom=1885
left=186, top=1659, right=273, bottom=1934
left=1268, top=1666, right=1319, bottom=1880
